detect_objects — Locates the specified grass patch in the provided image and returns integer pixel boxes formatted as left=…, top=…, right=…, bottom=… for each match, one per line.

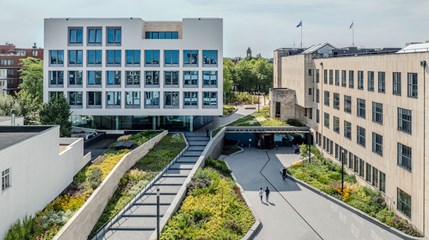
left=223, top=105, right=237, bottom=116
left=5, top=131, right=161, bottom=240
left=161, top=159, right=254, bottom=240
left=89, top=133, right=186, bottom=237
left=287, top=146, right=422, bottom=237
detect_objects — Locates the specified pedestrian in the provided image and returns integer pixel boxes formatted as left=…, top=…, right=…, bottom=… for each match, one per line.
left=258, top=188, right=264, bottom=202
left=282, top=167, right=287, bottom=180
left=206, top=129, right=210, bottom=137
left=265, top=187, right=270, bottom=202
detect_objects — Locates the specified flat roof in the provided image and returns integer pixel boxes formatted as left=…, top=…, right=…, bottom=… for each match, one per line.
left=0, top=126, right=53, bottom=151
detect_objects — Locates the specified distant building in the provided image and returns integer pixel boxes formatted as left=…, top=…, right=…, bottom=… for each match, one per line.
left=0, top=43, right=44, bottom=94
left=0, top=69, right=6, bottom=94
left=0, top=126, right=90, bottom=237
left=43, top=18, right=223, bottom=131
left=271, top=42, right=429, bottom=235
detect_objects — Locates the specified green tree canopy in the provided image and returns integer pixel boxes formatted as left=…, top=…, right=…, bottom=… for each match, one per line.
left=0, top=94, right=21, bottom=116
left=17, top=57, right=43, bottom=124
left=39, top=95, right=72, bottom=137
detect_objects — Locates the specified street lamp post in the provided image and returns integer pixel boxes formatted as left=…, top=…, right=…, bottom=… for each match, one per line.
left=307, top=133, right=311, bottom=163
left=341, top=149, right=345, bottom=194
left=156, top=188, right=160, bottom=240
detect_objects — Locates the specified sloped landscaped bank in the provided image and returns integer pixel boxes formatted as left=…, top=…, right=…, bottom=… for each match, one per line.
left=4, top=131, right=161, bottom=240
left=89, top=133, right=186, bottom=238
left=288, top=146, right=422, bottom=237
left=161, top=158, right=255, bottom=240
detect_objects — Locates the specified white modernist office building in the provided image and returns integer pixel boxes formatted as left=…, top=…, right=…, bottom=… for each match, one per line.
left=44, top=18, right=223, bottom=131
left=0, top=126, right=90, bottom=237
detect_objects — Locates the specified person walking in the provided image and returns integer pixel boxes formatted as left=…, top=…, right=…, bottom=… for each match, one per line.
left=265, top=187, right=270, bottom=202
left=282, top=167, right=287, bottom=180
left=258, top=188, right=264, bottom=202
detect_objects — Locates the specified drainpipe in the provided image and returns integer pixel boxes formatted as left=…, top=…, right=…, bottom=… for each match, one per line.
left=320, top=62, right=324, bottom=155
left=421, top=60, right=427, bottom=236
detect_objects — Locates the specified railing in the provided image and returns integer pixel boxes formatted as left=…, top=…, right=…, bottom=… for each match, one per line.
left=225, top=126, right=310, bottom=133
left=92, top=133, right=189, bottom=240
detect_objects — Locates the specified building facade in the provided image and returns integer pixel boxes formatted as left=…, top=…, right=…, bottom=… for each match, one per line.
left=271, top=42, right=429, bottom=235
left=0, top=69, right=6, bottom=94
left=43, top=18, right=223, bottom=131
left=0, top=126, right=90, bottom=237
left=0, top=43, right=44, bottom=94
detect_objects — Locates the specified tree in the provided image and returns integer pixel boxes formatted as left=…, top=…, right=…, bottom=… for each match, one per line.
left=0, top=94, right=21, bottom=116
left=17, top=57, right=43, bottom=124
left=40, top=95, right=72, bottom=137
left=223, top=58, right=235, bottom=103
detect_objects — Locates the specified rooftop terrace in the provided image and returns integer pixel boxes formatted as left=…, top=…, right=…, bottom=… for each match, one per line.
left=0, top=126, right=53, bottom=151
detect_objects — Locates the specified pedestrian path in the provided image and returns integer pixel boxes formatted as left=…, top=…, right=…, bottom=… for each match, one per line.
left=224, top=148, right=406, bottom=240
left=94, top=132, right=209, bottom=240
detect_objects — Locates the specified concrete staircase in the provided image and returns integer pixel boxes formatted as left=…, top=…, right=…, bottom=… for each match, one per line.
left=94, top=132, right=209, bottom=240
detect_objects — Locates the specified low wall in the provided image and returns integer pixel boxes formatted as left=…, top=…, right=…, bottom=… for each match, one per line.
left=149, top=128, right=226, bottom=240
left=53, top=130, right=167, bottom=240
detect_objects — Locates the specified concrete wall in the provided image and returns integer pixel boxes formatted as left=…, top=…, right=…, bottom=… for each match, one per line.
left=269, top=88, right=297, bottom=121
left=0, top=126, right=87, bottom=238
left=53, top=130, right=167, bottom=240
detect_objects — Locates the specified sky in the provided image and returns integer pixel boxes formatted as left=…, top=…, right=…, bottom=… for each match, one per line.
left=0, top=0, right=428, bottom=58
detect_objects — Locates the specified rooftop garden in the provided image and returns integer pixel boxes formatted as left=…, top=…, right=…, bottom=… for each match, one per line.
left=4, top=131, right=161, bottom=240
left=287, top=145, right=422, bottom=237
left=89, top=133, right=186, bottom=238
left=161, top=158, right=255, bottom=240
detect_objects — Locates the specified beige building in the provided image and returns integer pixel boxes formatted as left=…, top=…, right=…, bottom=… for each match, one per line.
left=271, top=42, right=429, bottom=236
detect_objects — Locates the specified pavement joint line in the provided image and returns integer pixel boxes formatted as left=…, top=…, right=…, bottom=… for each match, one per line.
left=260, top=150, right=325, bottom=240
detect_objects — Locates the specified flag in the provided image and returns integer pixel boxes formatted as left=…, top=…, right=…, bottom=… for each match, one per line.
left=296, top=20, right=302, bottom=28
left=349, top=21, right=354, bottom=29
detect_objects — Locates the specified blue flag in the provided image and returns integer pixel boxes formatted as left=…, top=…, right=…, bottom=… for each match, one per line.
left=296, top=20, right=302, bottom=28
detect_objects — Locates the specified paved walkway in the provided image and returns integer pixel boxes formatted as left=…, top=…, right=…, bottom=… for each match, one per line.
left=224, top=148, right=405, bottom=240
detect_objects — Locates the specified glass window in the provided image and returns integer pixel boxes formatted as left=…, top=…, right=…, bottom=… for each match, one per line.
left=357, top=98, right=366, bottom=119
left=335, top=70, right=339, bottom=86
left=341, top=70, right=347, bottom=87
left=316, top=109, right=320, bottom=123
left=184, top=91, right=198, bottom=107
left=88, top=28, right=102, bottom=45
left=125, top=50, right=141, bottom=65
left=2, top=168, right=11, bottom=191
left=125, top=71, right=140, bottom=86
left=407, top=73, right=418, bottom=98
left=49, top=50, right=64, bottom=65
left=164, top=91, right=179, bottom=108
left=164, top=50, right=179, bottom=65
left=145, top=50, right=160, bottom=65
left=357, top=126, right=366, bottom=147
left=324, top=69, right=328, bottom=84
left=164, top=71, right=179, bottom=86
left=333, top=93, right=340, bottom=110
left=49, top=71, right=64, bottom=86
left=203, top=71, right=217, bottom=87
left=184, top=71, right=198, bottom=87
left=359, top=159, right=365, bottom=177
left=145, top=71, right=160, bottom=86
left=316, top=69, right=320, bottom=83
left=106, top=71, right=121, bottom=86
left=49, top=91, right=64, bottom=100
left=372, top=167, right=379, bottom=188
left=324, top=91, right=330, bottom=106
left=68, top=50, right=83, bottom=65
left=353, top=156, right=359, bottom=173
left=106, top=91, right=121, bottom=107
left=203, top=92, right=218, bottom=107
left=324, top=112, right=330, bottom=129
left=378, top=72, right=385, bottom=93
left=125, top=91, right=141, bottom=108
left=145, top=31, right=179, bottom=39
left=316, top=89, right=320, bottom=103
left=87, top=71, right=102, bottom=86
left=398, top=107, right=412, bottom=134
left=397, top=143, right=412, bottom=171
left=372, top=102, right=383, bottom=124
left=87, top=91, right=102, bottom=107
left=379, top=171, right=386, bottom=193
left=348, top=152, right=354, bottom=169
left=397, top=188, right=411, bottom=218
left=68, top=91, right=83, bottom=106
left=68, top=71, right=83, bottom=86
left=106, top=50, right=121, bottom=65
left=87, top=50, right=102, bottom=65
left=393, top=72, right=401, bottom=96
left=69, top=28, right=83, bottom=44
left=368, top=71, right=374, bottom=91
left=372, top=132, right=383, bottom=156
left=344, top=95, right=352, bottom=114
left=107, top=27, right=121, bottom=45
left=328, top=70, right=333, bottom=85
left=349, top=70, right=354, bottom=88
left=183, top=50, right=198, bottom=65
left=344, top=120, right=351, bottom=139
left=333, top=116, right=340, bottom=133
left=144, top=91, right=160, bottom=107
left=203, top=50, right=218, bottom=65
left=366, top=163, right=372, bottom=182
left=358, top=71, right=364, bottom=89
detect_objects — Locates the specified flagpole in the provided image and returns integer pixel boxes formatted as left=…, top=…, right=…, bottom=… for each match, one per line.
left=301, top=25, right=303, bottom=48
left=352, top=20, right=355, bottom=47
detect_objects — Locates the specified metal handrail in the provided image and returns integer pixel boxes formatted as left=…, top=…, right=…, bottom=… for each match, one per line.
left=93, top=133, right=189, bottom=240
